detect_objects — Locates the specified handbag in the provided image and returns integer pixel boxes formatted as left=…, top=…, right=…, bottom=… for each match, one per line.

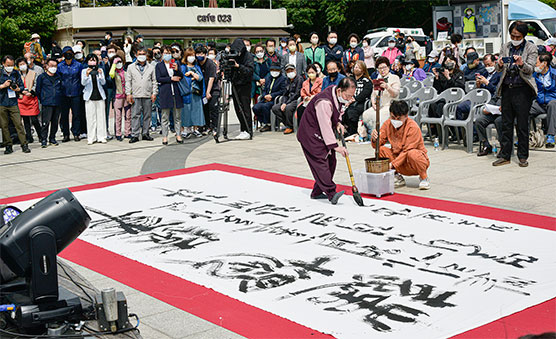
left=176, top=77, right=190, bottom=97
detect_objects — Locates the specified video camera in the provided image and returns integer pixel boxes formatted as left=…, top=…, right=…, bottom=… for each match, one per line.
left=219, top=49, right=240, bottom=79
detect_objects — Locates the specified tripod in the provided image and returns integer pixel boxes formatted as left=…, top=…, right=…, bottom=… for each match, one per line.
left=213, top=79, right=253, bottom=143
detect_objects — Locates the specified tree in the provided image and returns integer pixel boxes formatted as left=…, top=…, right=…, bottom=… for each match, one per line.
left=0, top=0, right=59, bottom=58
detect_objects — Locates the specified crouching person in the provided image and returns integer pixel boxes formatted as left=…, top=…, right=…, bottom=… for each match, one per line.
left=371, top=100, right=430, bottom=190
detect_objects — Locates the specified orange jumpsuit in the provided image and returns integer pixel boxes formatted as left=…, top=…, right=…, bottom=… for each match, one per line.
left=372, top=118, right=430, bottom=179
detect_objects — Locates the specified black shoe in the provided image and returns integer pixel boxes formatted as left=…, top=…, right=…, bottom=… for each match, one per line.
left=116, top=136, right=123, bottom=141
left=492, top=158, right=510, bottom=166
left=4, top=145, right=13, bottom=154
left=62, top=135, right=70, bottom=143
left=129, top=136, right=140, bottom=143
left=124, top=134, right=132, bottom=139
left=21, top=144, right=31, bottom=153
left=74, top=135, right=80, bottom=142
left=518, top=158, right=529, bottom=167
left=49, top=139, right=59, bottom=146
left=330, top=191, right=345, bottom=205
left=260, top=125, right=271, bottom=132
left=477, top=144, right=492, bottom=157
left=162, top=140, right=168, bottom=145
left=142, top=134, right=154, bottom=141
left=311, top=193, right=328, bottom=200
left=41, top=140, right=48, bottom=148
left=176, top=137, right=184, bottom=144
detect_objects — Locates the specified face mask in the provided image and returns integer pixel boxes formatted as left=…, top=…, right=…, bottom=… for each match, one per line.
left=116, top=62, right=123, bottom=69
left=48, top=67, right=57, bottom=74
left=445, top=62, right=455, bottom=70
left=225, top=48, right=231, bottom=53
left=287, top=72, right=296, bottom=79
left=350, top=42, right=358, bottom=49
left=4, top=66, right=14, bottom=73
left=362, top=42, right=368, bottom=47
left=105, top=35, right=110, bottom=40
left=311, top=38, right=319, bottom=45
left=391, top=119, right=403, bottom=129
left=19, top=65, right=27, bottom=72
left=328, top=71, right=338, bottom=78
left=428, top=57, right=435, bottom=63
left=468, top=62, right=476, bottom=69
left=511, top=39, right=523, bottom=47
left=485, top=66, right=495, bottom=73
left=329, top=38, right=337, bottom=45
left=208, top=54, right=216, bottom=60
left=27, top=60, right=33, bottom=65
left=308, top=73, right=317, bottom=79
left=467, top=11, right=472, bottom=16
left=534, top=66, right=545, bottom=73
left=388, top=43, right=396, bottom=48
left=405, top=64, right=413, bottom=71
left=64, top=53, right=73, bottom=60
left=107, top=52, right=116, bottom=59
left=297, top=38, right=301, bottom=43
left=163, top=54, right=172, bottom=61
left=338, top=95, right=349, bottom=105
left=172, top=53, right=180, bottom=58
left=75, top=53, right=83, bottom=60
left=281, top=42, right=287, bottom=48
left=245, top=46, right=250, bottom=51
left=255, top=52, right=264, bottom=59
left=267, top=46, right=275, bottom=54
left=270, top=71, right=280, bottom=78
left=196, top=56, right=205, bottom=62
left=288, top=45, right=297, bottom=53
left=137, top=55, right=147, bottom=62
left=187, top=56, right=196, bottom=64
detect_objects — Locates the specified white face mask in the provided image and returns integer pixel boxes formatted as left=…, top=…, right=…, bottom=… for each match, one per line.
left=362, top=42, right=368, bottom=47
left=255, top=52, right=264, bottom=59
left=225, top=48, right=231, bottom=53
left=75, top=53, right=83, bottom=60
left=350, top=42, right=358, bottom=48
left=187, top=56, right=196, bottom=64
left=329, top=38, right=338, bottom=45
left=116, top=62, right=123, bottom=69
left=388, top=42, right=396, bottom=48
left=337, top=94, right=349, bottom=105
left=287, top=71, right=296, bottom=79
left=48, top=67, right=57, bottom=74
left=281, top=42, right=287, bottom=48
left=137, top=55, right=147, bottom=62
left=19, top=65, right=27, bottom=72
left=391, top=119, right=403, bottom=128
left=311, top=38, right=319, bottom=45
left=207, top=54, right=216, bottom=60
left=510, top=39, right=523, bottom=47
left=405, top=64, right=413, bottom=71
left=270, top=71, right=280, bottom=78
left=4, top=66, right=14, bottom=73
left=107, top=52, right=116, bottom=59
left=428, top=57, right=436, bottom=63
left=534, top=66, right=545, bottom=73
left=485, top=66, right=495, bottom=73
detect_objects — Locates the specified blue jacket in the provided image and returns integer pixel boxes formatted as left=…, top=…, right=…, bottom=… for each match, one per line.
left=423, top=62, right=441, bottom=73
left=0, top=69, right=24, bottom=107
left=463, top=62, right=489, bottom=81
left=481, top=71, right=502, bottom=97
left=261, top=74, right=286, bottom=101
left=35, top=72, right=62, bottom=106
left=58, top=59, right=84, bottom=97
left=180, top=63, right=205, bottom=105
left=533, top=66, right=556, bottom=105
left=322, top=73, right=346, bottom=90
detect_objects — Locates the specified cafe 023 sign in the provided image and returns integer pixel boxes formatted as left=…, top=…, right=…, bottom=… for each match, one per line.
left=197, top=13, right=232, bottom=23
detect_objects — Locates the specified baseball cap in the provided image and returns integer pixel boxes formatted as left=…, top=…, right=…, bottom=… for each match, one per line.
left=285, top=63, right=296, bottom=71
left=269, top=62, right=281, bottom=70
left=31, top=33, right=40, bottom=40
left=466, top=51, right=479, bottom=63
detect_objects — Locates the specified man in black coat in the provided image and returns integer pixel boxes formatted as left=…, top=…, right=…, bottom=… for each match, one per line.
left=229, top=38, right=254, bottom=140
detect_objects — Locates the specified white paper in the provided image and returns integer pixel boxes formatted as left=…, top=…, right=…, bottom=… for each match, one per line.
left=14, top=171, right=556, bottom=339
left=484, top=104, right=501, bottom=115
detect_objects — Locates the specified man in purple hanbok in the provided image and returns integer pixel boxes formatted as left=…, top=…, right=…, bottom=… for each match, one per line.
left=297, top=77, right=356, bottom=204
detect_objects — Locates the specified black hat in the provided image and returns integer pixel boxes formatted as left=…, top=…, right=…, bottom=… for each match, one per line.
left=467, top=52, right=479, bottom=63
left=270, top=62, right=281, bottom=71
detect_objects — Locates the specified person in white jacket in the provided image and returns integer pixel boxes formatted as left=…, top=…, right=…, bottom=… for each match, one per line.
left=81, top=54, right=107, bottom=145
left=125, top=48, right=158, bottom=143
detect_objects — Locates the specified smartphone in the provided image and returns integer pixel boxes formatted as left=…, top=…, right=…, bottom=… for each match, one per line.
left=170, top=58, right=176, bottom=68
left=475, top=73, right=480, bottom=78
left=502, top=56, right=512, bottom=64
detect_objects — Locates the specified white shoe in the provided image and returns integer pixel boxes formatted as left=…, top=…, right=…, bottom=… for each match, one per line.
left=235, top=131, right=251, bottom=140
left=419, top=178, right=431, bottom=190
left=99, top=139, right=107, bottom=143
left=394, top=173, right=406, bottom=188
left=87, top=140, right=94, bottom=145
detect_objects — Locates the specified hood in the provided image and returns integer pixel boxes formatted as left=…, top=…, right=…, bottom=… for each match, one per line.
left=230, top=38, right=246, bottom=56
left=464, top=7, right=474, bottom=15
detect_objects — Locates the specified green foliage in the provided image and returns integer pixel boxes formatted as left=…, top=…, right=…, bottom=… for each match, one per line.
left=539, top=0, right=555, bottom=7
left=0, top=0, right=59, bottom=58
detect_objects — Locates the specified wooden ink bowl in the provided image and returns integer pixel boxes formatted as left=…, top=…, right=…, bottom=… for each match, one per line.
left=365, top=157, right=390, bottom=173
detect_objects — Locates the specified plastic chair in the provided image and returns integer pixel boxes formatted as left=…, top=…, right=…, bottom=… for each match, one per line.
left=419, top=87, right=465, bottom=148
left=422, top=76, right=434, bottom=88
left=398, top=86, right=410, bottom=100
left=292, top=97, right=303, bottom=132
left=442, top=88, right=491, bottom=153
left=407, top=80, right=423, bottom=96
left=408, top=87, right=437, bottom=126
left=464, top=80, right=476, bottom=93
left=400, top=76, right=410, bottom=87
left=270, top=96, right=283, bottom=131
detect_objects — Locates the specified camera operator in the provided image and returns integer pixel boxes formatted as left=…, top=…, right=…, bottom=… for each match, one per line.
left=493, top=21, right=538, bottom=168
left=228, top=38, right=254, bottom=140
left=0, top=55, right=30, bottom=154
left=195, top=45, right=220, bottom=135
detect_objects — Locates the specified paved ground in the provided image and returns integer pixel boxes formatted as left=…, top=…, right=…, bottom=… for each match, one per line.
left=1, top=110, right=554, bottom=338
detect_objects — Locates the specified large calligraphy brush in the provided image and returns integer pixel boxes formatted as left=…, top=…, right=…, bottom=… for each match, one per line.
left=339, top=132, right=364, bottom=207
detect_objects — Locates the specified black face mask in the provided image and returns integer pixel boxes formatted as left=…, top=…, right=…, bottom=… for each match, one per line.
left=328, top=71, right=338, bottom=78
left=64, top=53, right=73, bottom=60
left=154, top=52, right=161, bottom=60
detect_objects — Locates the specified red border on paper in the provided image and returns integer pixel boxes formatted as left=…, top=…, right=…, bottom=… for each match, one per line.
left=1, top=163, right=554, bottom=339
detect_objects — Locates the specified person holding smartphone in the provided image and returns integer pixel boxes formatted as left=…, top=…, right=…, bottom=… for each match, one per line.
left=493, top=21, right=538, bottom=167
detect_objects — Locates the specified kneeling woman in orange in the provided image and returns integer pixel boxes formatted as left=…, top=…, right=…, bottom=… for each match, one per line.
left=371, top=100, right=431, bottom=190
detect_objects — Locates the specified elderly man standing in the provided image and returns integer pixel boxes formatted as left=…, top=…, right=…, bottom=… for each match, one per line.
left=297, top=77, right=356, bottom=204
left=126, top=48, right=158, bottom=144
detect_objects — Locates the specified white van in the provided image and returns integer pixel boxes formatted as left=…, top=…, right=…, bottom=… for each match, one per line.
left=363, top=27, right=428, bottom=59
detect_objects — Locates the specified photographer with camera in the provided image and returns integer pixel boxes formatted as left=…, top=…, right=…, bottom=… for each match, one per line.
left=0, top=55, right=30, bottom=154
left=493, top=21, right=538, bottom=167
left=16, top=58, right=41, bottom=144
left=227, top=38, right=255, bottom=140
left=81, top=54, right=107, bottom=145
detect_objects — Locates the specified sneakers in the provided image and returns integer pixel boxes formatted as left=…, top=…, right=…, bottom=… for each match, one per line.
left=234, top=131, right=251, bottom=140
left=21, top=144, right=31, bottom=153
left=492, top=158, right=510, bottom=166
left=394, top=173, right=406, bottom=188
left=419, top=178, right=431, bottom=190
left=41, top=140, right=48, bottom=148
left=116, top=136, right=123, bottom=141
left=330, top=190, right=345, bottom=205
left=142, top=134, right=154, bottom=141
left=193, top=130, right=203, bottom=138
left=283, top=128, right=294, bottom=135
left=49, top=139, right=59, bottom=146
left=546, top=135, right=555, bottom=148
left=129, top=136, right=140, bottom=143
left=260, top=125, right=271, bottom=132
left=99, top=139, right=107, bottom=144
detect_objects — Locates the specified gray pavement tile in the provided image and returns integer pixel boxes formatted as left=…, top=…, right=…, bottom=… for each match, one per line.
left=126, top=292, right=183, bottom=318
left=140, top=309, right=217, bottom=338
left=183, top=327, right=245, bottom=339
left=136, top=323, right=174, bottom=339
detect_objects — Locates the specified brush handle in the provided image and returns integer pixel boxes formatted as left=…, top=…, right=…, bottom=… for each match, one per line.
left=339, top=132, right=357, bottom=187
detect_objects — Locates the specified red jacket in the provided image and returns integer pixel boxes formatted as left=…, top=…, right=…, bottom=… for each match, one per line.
left=300, top=77, right=323, bottom=106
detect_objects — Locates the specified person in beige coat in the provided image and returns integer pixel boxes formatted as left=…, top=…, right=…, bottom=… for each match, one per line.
left=492, top=21, right=538, bottom=168
left=362, top=56, right=401, bottom=130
